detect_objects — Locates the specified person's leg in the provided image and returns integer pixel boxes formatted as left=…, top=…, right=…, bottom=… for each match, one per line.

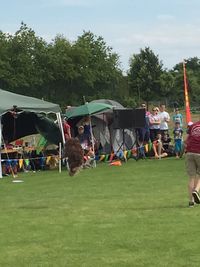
left=194, top=175, right=200, bottom=192
left=175, top=141, right=179, bottom=158
left=192, top=154, right=200, bottom=203
left=157, top=142, right=162, bottom=158
left=188, top=177, right=195, bottom=202
left=152, top=143, right=159, bottom=158
left=186, top=153, right=196, bottom=205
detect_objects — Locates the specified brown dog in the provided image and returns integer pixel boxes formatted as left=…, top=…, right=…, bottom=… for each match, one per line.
left=63, top=138, right=84, bottom=176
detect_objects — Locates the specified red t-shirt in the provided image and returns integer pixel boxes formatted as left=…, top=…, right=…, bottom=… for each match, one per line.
left=186, top=121, right=200, bottom=153
left=63, top=121, right=71, bottom=140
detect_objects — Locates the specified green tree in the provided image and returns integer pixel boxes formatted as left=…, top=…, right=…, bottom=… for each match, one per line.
left=172, top=58, right=200, bottom=106
left=71, top=31, right=124, bottom=103
left=128, top=47, right=163, bottom=106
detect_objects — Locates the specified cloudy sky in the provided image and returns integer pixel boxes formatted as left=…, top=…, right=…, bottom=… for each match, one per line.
left=1, top=0, right=200, bottom=72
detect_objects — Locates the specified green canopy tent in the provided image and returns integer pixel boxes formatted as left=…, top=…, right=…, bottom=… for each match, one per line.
left=66, top=101, right=113, bottom=167
left=65, top=102, right=113, bottom=119
left=0, top=89, right=64, bottom=178
left=0, top=89, right=60, bottom=115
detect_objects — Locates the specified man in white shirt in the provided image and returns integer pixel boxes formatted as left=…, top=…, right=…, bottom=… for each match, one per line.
left=159, top=104, right=170, bottom=136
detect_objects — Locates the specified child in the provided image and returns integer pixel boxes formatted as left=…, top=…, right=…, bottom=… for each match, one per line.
left=172, top=108, right=183, bottom=127
left=161, top=132, right=173, bottom=155
left=173, top=121, right=183, bottom=158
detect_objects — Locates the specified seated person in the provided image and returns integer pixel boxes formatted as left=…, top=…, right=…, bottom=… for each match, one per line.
left=76, top=125, right=95, bottom=167
left=152, top=133, right=168, bottom=159
left=77, top=116, right=92, bottom=138
left=76, top=125, right=93, bottom=153
left=161, top=132, right=174, bottom=156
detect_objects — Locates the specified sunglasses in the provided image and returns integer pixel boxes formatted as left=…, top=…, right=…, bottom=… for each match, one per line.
left=153, top=109, right=159, bottom=112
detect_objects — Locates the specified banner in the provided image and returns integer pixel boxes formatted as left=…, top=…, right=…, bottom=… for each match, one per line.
left=183, top=61, right=192, bottom=124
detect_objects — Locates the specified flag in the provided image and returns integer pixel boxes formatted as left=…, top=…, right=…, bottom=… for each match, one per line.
left=183, top=61, right=192, bottom=123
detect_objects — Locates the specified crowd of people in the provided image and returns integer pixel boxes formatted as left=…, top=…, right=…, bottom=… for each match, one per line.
left=137, top=103, right=186, bottom=159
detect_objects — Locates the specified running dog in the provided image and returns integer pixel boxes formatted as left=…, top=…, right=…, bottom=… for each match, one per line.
left=63, top=138, right=84, bottom=176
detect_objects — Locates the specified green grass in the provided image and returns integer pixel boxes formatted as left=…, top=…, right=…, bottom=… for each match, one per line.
left=0, top=158, right=199, bottom=267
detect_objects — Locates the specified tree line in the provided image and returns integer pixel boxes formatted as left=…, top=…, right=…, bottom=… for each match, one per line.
left=0, top=22, right=200, bottom=110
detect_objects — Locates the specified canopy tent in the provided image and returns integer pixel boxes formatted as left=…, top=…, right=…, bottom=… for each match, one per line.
left=65, top=102, right=113, bottom=119
left=0, top=89, right=61, bottom=115
left=0, top=89, right=64, bottom=178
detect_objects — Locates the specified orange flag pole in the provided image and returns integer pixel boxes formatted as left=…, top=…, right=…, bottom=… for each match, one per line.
left=183, top=60, right=192, bottom=123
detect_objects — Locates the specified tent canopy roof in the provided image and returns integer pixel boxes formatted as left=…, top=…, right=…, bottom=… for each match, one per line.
left=0, top=89, right=61, bottom=115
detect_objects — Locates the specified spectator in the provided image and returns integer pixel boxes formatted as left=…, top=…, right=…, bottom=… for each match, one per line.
left=173, top=121, right=183, bottom=158
left=149, top=107, right=161, bottom=142
left=76, top=125, right=94, bottom=157
left=77, top=116, right=92, bottom=138
left=162, top=133, right=172, bottom=151
left=136, top=103, right=150, bottom=145
left=152, top=133, right=168, bottom=159
left=62, top=118, right=71, bottom=141
left=159, top=104, right=170, bottom=136
left=173, top=108, right=183, bottom=127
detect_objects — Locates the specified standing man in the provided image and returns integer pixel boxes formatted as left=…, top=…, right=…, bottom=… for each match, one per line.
left=185, top=121, right=200, bottom=207
left=159, top=104, right=170, bottom=136
left=137, top=103, right=150, bottom=145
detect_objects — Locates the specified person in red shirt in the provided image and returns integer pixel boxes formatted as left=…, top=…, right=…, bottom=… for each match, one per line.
left=185, top=121, right=200, bottom=207
left=62, top=118, right=71, bottom=141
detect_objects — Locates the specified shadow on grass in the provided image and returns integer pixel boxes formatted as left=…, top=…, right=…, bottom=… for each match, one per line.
left=121, top=204, right=189, bottom=211
left=18, top=206, right=49, bottom=209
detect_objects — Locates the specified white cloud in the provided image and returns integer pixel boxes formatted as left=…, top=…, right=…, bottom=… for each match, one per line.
left=40, top=0, right=101, bottom=7
left=157, top=14, right=175, bottom=21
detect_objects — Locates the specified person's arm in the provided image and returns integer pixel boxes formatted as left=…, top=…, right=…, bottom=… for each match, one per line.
left=165, top=113, right=170, bottom=123
left=184, top=134, right=189, bottom=151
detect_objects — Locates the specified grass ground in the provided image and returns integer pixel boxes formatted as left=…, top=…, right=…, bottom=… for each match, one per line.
left=0, top=157, right=200, bottom=267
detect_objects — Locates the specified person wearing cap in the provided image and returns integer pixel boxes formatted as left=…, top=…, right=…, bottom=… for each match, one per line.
left=186, top=121, right=193, bottom=134
left=185, top=120, right=200, bottom=207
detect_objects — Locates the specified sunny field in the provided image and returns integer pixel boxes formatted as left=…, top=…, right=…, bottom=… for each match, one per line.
left=0, top=157, right=199, bottom=267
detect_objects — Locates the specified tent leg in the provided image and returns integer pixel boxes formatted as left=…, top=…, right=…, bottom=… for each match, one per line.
left=89, top=118, right=96, bottom=168
left=59, top=142, right=62, bottom=173
left=56, top=113, right=66, bottom=174
left=56, top=112, right=65, bottom=145
left=0, top=116, right=2, bottom=178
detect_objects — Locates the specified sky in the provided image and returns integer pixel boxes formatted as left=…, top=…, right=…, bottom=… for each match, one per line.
left=1, top=0, right=200, bottom=72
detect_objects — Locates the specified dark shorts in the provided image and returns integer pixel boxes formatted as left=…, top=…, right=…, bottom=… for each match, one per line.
left=150, top=129, right=160, bottom=142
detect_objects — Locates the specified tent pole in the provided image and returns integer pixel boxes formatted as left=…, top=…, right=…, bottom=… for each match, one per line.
left=59, top=142, right=62, bottom=173
left=89, top=117, right=96, bottom=167
left=56, top=112, right=66, bottom=174
left=56, top=112, right=65, bottom=145
left=0, top=116, right=2, bottom=178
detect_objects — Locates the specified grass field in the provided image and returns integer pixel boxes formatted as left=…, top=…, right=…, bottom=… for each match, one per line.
left=0, top=158, right=200, bottom=267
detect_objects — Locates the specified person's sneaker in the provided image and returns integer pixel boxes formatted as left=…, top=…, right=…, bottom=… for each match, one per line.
left=189, top=201, right=195, bottom=207
left=192, top=190, right=200, bottom=204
